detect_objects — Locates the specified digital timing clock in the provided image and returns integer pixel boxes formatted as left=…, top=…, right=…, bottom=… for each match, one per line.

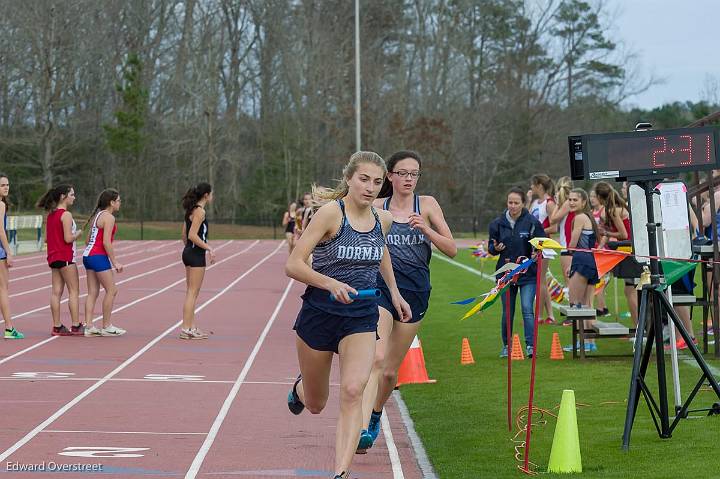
left=568, top=126, right=719, bottom=180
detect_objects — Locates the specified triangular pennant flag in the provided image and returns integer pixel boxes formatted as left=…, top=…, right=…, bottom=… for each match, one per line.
left=593, top=249, right=628, bottom=277
left=493, top=262, right=519, bottom=276
left=661, top=260, right=697, bottom=288
left=543, top=249, right=558, bottom=259
left=529, top=237, right=563, bottom=250
left=452, top=297, right=478, bottom=305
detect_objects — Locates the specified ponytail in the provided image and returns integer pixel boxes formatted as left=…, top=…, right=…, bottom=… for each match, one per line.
left=182, top=182, right=212, bottom=219
left=556, top=176, right=573, bottom=205
left=36, top=184, right=73, bottom=211
left=531, top=174, right=555, bottom=198
left=594, top=181, right=627, bottom=229
left=84, top=188, right=119, bottom=231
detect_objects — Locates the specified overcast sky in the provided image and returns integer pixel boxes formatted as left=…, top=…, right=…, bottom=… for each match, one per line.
left=604, top=0, right=720, bottom=110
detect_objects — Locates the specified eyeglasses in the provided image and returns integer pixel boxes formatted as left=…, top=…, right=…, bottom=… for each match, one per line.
left=391, top=170, right=421, bottom=179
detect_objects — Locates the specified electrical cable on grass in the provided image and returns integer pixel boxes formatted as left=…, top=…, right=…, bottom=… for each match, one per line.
left=511, top=400, right=626, bottom=474
left=512, top=405, right=556, bottom=475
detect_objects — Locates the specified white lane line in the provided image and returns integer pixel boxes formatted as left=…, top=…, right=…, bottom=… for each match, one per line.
left=184, top=278, right=294, bottom=479
left=434, top=254, right=561, bottom=310
left=10, top=252, right=48, bottom=264
left=679, top=352, right=720, bottom=377
left=433, top=254, right=495, bottom=281
left=0, top=240, right=236, bottom=322
left=0, top=377, right=235, bottom=384
left=43, top=430, right=206, bottom=436
left=8, top=243, right=140, bottom=272
left=391, top=390, right=439, bottom=479
left=0, top=241, right=283, bottom=463
left=9, top=248, right=178, bottom=298
left=8, top=242, right=156, bottom=282
left=0, top=240, right=244, bottom=355
left=0, top=378, right=332, bottom=386
left=381, top=411, right=405, bottom=479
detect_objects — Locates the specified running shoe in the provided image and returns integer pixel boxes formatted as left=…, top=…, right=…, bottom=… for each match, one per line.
left=180, top=328, right=209, bottom=340
left=52, top=324, right=73, bottom=336
left=356, top=429, right=373, bottom=454
left=526, top=345, right=534, bottom=358
left=544, top=317, right=557, bottom=325
left=287, top=375, right=305, bottom=415
left=4, top=328, right=24, bottom=339
left=368, top=409, right=382, bottom=442
left=84, top=325, right=102, bottom=337
left=665, top=338, right=697, bottom=351
left=333, top=472, right=349, bottom=479
left=100, top=325, right=126, bottom=336
left=192, top=328, right=209, bottom=339
left=563, top=342, right=595, bottom=352
left=71, top=324, right=85, bottom=336
left=499, top=345, right=508, bottom=358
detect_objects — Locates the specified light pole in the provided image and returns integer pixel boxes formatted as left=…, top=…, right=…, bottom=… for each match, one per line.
left=355, top=0, right=361, bottom=151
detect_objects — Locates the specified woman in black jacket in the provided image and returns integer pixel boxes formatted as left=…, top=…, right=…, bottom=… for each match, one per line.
left=488, top=187, right=546, bottom=358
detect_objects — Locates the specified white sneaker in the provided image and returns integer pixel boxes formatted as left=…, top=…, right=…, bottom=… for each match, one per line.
left=180, top=328, right=208, bottom=340
left=84, top=326, right=102, bottom=337
left=101, top=325, right=126, bottom=337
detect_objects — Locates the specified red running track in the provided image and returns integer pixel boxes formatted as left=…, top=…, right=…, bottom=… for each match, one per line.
left=0, top=240, right=425, bottom=478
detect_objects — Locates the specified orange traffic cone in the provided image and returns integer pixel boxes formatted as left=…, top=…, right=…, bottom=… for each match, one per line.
left=396, top=336, right=437, bottom=387
left=511, top=334, right=525, bottom=361
left=550, top=332, right=565, bottom=360
left=461, top=337, right=475, bottom=365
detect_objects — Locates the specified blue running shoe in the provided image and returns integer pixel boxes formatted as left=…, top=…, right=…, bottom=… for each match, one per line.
left=499, top=345, right=508, bottom=358
left=368, top=409, right=382, bottom=442
left=287, top=375, right=304, bottom=415
left=356, top=429, right=373, bottom=454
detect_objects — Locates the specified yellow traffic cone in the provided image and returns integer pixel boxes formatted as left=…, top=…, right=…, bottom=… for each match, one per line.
left=547, top=389, right=582, bottom=473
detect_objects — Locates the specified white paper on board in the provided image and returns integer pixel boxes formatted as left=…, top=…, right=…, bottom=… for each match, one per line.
left=657, top=182, right=689, bottom=232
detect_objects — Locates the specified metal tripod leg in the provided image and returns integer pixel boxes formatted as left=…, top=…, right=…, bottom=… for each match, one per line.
left=656, top=291, right=720, bottom=429
left=651, top=290, right=671, bottom=438
left=622, top=288, right=649, bottom=450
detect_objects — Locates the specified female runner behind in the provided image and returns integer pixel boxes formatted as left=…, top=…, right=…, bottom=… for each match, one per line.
left=563, top=188, right=600, bottom=353
left=37, top=184, right=84, bottom=336
left=0, top=173, right=23, bottom=339
left=357, top=150, right=456, bottom=453
left=82, top=189, right=125, bottom=337
left=548, top=176, right=575, bottom=286
left=180, top=182, right=215, bottom=340
left=589, top=189, right=609, bottom=316
left=285, top=151, right=411, bottom=479
left=528, top=174, right=557, bottom=325
left=594, top=181, right=640, bottom=325
left=282, top=201, right=297, bottom=253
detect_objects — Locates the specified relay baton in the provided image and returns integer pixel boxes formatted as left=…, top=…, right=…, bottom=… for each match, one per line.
left=329, top=288, right=381, bottom=302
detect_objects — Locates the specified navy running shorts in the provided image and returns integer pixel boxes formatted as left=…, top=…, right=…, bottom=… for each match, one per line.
left=378, top=286, right=430, bottom=324
left=294, top=301, right=379, bottom=353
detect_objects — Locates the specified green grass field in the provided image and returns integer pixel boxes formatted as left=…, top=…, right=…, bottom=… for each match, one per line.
left=400, top=252, right=720, bottom=478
